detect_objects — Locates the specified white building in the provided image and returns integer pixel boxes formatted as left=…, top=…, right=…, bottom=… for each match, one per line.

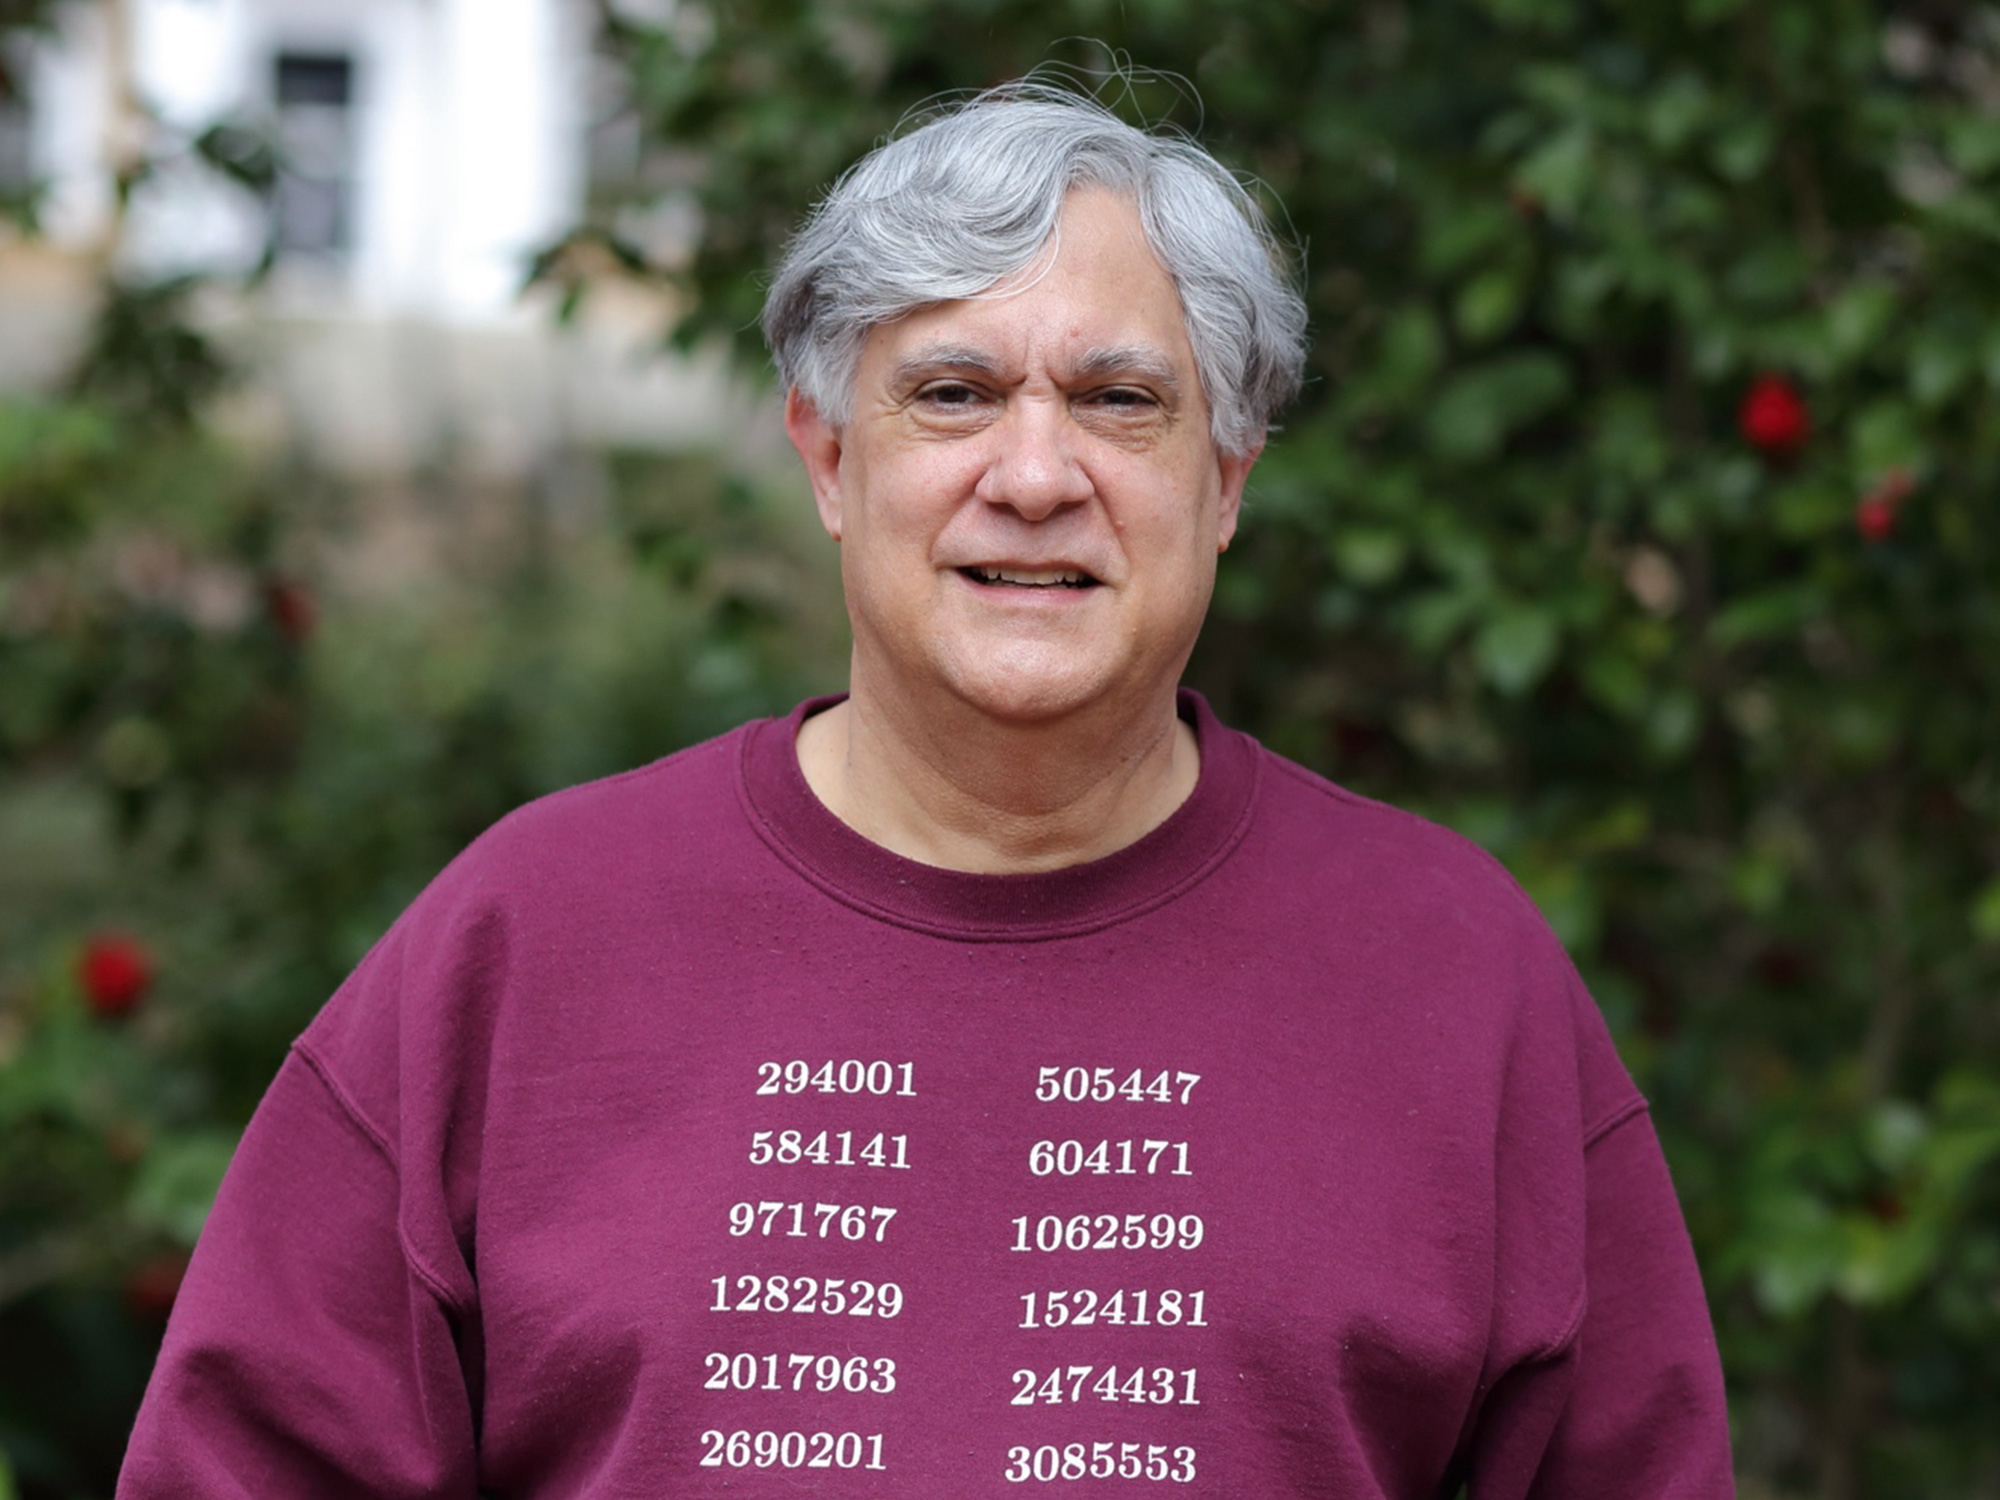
left=0, top=0, right=754, bottom=475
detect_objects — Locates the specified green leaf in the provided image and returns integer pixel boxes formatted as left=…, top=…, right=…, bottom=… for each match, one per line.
left=1748, top=1190, right=1841, bottom=1317
left=1373, top=303, right=1446, bottom=402
left=1908, top=336, right=1971, bottom=407
left=1946, top=115, right=2000, bottom=177
left=1454, top=266, right=1526, bottom=345
left=1646, top=72, right=1713, bottom=153
left=1422, top=352, right=1572, bottom=462
left=1420, top=203, right=1515, bottom=278
left=1514, top=124, right=1595, bottom=220
left=1474, top=603, right=1560, bottom=695
left=1710, top=114, right=1776, bottom=181
left=1332, top=528, right=1409, bottom=587
left=1836, top=1211, right=1939, bottom=1308
left=1511, top=852, right=1599, bottom=949
left=1401, top=588, right=1481, bottom=655
left=1847, top=400, right=1922, bottom=475
left=1864, top=1101, right=1929, bottom=1174
left=1644, top=689, right=1701, bottom=760
left=128, top=1132, right=239, bottom=1244
left=1711, top=584, right=1823, bottom=648
left=1730, top=848, right=1787, bottom=915
left=1825, top=282, right=1899, bottom=365
left=1971, top=880, right=2000, bottom=945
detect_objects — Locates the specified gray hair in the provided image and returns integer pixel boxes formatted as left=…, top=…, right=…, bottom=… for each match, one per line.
left=761, top=82, right=1307, bottom=457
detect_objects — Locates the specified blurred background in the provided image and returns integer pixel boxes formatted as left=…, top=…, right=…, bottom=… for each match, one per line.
left=2, top=1, right=1997, bottom=1494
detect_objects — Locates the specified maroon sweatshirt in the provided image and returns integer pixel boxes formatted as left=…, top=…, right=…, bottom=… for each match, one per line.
left=119, top=693, right=1733, bottom=1497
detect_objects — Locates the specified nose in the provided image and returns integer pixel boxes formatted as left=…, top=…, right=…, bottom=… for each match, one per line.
left=973, top=398, right=1094, bottom=519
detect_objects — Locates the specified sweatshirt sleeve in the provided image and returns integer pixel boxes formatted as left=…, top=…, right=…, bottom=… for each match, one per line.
left=1458, top=937, right=1735, bottom=1500
left=1524, top=1102, right=1735, bottom=1498
left=116, top=1049, right=480, bottom=1498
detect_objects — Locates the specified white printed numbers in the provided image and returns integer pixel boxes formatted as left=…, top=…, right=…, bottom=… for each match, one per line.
left=1017, top=1288, right=1207, bottom=1330
left=1011, top=1366, right=1200, bottom=1407
left=699, top=1429, right=886, bottom=1471
left=1004, top=1443, right=1196, bottom=1484
left=1034, top=1068, right=1200, bottom=1105
left=703, top=1352, right=895, bottom=1395
left=709, top=1274, right=904, bottom=1318
left=1029, top=1139, right=1190, bottom=1178
left=756, top=1060, right=917, bottom=1097
left=1008, top=1072, right=1205, bottom=1488
left=1009, top=1214, right=1205, bottom=1253
left=727, top=1201, right=897, bottom=1242
left=709, top=1067, right=908, bottom=1483
left=748, top=1130, right=910, bottom=1170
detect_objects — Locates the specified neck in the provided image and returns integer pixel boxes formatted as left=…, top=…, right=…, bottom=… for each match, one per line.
left=795, top=681, right=1199, bottom=875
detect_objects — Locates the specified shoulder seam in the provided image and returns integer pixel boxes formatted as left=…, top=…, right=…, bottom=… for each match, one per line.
left=1263, top=757, right=1546, bottom=915
left=1583, top=1093, right=1651, bottom=1151
left=291, top=1039, right=397, bottom=1165
left=1517, top=1101, right=1654, bottom=1368
left=482, top=733, right=734, bottom=837
left=288, top=1041, right=473, bottom=1313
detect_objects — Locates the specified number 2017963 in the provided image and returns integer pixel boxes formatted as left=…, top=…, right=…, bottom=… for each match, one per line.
left=703, top=1351, right=895, bottom=1395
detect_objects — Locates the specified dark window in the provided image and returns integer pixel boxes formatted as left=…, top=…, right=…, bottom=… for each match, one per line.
left=0, top=45, right=32, bottom=194
left=271, top=49, right=356, bottom=257
left=276, top=53, right=353, bottom=109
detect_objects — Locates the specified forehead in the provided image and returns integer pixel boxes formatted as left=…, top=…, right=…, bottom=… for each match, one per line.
left=856, top=188, right=1197, bottom=385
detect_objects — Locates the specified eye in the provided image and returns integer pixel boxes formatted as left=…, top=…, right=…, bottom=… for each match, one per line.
left=1087, top=386, right=1159, bottom=409
left=919, top=382, right=983, bottom=407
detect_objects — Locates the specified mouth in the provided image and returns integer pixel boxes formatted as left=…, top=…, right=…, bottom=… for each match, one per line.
left=959, top=566, right=1100, bottom=589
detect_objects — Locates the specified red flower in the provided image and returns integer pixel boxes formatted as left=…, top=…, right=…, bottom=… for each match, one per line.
left=77, top=933, right=153, bottom=1017
left=1738, top=374, right=1809, bottom=457
left=1855, top=496, right=1896, bottom=542
left=1855, top=468, right=1913, bottom=543
left=263, top=577, right=316, bottom=643
left=124, top=1252, right=189, bottom=1321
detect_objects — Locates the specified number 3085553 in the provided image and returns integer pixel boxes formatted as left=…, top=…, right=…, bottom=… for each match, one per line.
left=1004, top=1441, right=1195, bottom=1483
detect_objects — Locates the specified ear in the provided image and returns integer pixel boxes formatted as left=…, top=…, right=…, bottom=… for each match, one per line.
left=785, top=389, right=846, bottom=541
left=1214, top=437, right=1262, bottom=553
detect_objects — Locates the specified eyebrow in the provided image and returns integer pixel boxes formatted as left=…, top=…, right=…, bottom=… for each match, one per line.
left=888, top=342, right=1183, bottom=392
left=887, top=344, right=1006, bottom=389
left=1073, top=345, right=1184, bottom=392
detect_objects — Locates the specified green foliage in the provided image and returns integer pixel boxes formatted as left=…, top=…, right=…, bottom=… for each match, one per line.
left=0, top=339, right=841, bottom=1495
left=577, top=2, right=2000, bottom=1493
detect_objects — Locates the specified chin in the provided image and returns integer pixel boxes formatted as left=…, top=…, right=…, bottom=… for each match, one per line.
left=939, top=653, right=1134, bottom=727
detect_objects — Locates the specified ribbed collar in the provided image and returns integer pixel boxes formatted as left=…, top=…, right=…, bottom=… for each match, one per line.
left=735, top=690, right=1261, bottom=941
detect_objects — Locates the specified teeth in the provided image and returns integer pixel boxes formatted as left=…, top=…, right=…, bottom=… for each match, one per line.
left=974, top=567, right=1088, bottom=586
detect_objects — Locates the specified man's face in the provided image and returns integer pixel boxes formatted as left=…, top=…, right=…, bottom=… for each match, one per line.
left=788, top=187, right=1259, bottom=731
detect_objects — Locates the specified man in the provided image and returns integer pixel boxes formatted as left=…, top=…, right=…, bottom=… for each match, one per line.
left=120, top=83, right=1733, bottom=1496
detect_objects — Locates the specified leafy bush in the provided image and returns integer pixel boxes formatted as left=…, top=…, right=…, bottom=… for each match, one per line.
left=0, top=291, right=842, bottom=1491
